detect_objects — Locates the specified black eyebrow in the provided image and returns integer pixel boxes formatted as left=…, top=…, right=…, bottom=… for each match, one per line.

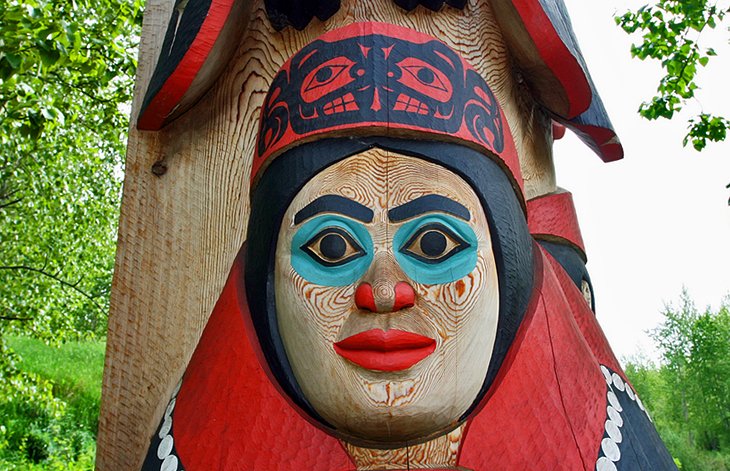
left=388, top=194, right=471, bottom=222
left=294, top=195, right=374, bottom=225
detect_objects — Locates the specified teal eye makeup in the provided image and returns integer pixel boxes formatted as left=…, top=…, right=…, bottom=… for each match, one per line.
left=301, top=227, right=365, bottom=267
left=291, top=215, right=373, bottom=286
left=399, top=223, right=468, bottom=264
left=394, top=215, right=478, bottom=285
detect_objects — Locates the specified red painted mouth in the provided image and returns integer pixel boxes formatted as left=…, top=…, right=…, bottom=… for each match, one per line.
left=333, top=329, right=436, bottom=371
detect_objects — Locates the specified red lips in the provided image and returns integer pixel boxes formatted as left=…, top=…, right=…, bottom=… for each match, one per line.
left=333, top=329, right=436, bottom=371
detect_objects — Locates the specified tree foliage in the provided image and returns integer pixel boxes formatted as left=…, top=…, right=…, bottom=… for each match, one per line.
left=0, top=0, right=143, bottom=340
left=1, top=0, right=142, bottom=467
left=625, top=292, right=730, bottom=469
left=615, top=0, right=730, bottom=151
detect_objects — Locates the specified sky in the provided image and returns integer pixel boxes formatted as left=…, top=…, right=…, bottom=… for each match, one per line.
left=555, top=0, right=730, bottom=362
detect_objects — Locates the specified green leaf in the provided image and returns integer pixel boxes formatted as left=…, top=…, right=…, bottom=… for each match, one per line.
left=39, top=48, right=61, bottom=67
left=1, top=0, right=139, bottom=344
left=615, top=0, right=730, bottom=153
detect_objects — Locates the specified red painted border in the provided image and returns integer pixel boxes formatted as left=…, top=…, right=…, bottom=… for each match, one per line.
left=511, top=0, right=592, bottom=119
left=137, top=0, right=236, bottom=130
left=570, top=122, right=623, bottom=162
left=527, top=191, right=586, bottom=256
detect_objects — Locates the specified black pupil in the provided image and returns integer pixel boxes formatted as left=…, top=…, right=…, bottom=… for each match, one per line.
left=315, top=67, right=333, bottom=83
left=420, top=230, right=447, bottom=257
left=417, top=67, right=435, bottom=84
left=320, top=233, right=347, bottom=259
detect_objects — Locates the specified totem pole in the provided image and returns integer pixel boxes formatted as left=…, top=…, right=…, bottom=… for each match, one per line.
left=98, top=1, right=676, bottom=470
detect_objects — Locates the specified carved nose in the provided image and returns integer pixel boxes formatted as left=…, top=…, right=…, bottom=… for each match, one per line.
left=355, top=281, right=415, bottom=313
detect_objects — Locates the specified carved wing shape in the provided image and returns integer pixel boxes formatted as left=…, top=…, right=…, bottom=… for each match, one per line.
left=491, top=0, right=623, bottom=162
left=136, top=0, right=251, bottom=130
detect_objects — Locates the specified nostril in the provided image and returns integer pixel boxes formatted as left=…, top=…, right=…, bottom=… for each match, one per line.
left=393, top=281, right=415, bottom=311
left=355, top=283, right=377, bottom=312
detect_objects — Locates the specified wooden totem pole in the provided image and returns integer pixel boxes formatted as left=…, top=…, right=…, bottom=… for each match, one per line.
left=98, top=0, right=676, bottom=469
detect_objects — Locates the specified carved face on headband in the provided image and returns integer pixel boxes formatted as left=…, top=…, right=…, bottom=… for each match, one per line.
left=274, top=148, right=499, bottom=445
left=253, top=23, right=510, bottom=180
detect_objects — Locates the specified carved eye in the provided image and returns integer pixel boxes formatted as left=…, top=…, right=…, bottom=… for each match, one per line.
left=399, top=223, right=469, bottom=264
left=301, top=57, right=356, bottom=103
left=301, top=227, right=366, bottom=267
left=397, top=57, right=453, bottom=102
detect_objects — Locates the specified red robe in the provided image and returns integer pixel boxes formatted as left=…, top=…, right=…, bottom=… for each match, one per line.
left=141, top=242, right=674, bottom=470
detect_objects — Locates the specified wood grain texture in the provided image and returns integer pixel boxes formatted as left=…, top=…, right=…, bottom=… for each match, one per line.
left=98, top=1, right=556, bottom=468
left=344, top=423, right=465, bottom=470
left=275, top=149, right=499, bottom=446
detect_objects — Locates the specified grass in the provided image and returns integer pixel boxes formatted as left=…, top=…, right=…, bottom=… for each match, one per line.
left=1, top=335, right=105, bottom=470
left=5, top=335, right=105, bottom=433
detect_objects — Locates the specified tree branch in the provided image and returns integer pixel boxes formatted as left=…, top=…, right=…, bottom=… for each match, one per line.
left=0, top=315, right=32, bottom=322
left=0, top=197, right=22, bottom=210
left=0, top=265, right=104, bottom=312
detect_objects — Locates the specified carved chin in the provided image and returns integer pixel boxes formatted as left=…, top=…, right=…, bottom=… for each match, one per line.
left=313, top=345, right=478, bottom=447
left=327, top=389, right=468, bottom=447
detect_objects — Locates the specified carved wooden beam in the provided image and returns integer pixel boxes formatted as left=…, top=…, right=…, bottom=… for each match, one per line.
left=137, top=0, right=622, bottom=163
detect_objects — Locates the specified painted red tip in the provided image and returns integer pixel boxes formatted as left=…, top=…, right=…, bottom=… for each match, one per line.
left=355, top=283, right=377, bottom=312
left=552, top=122, right=567, bottom=140
left=371, top=88, right=382, bottom=111
left=355, top=281, right=416, bottom=312
left=393, top=281, right=415, bottom=311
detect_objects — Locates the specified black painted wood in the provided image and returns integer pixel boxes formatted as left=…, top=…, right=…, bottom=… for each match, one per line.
left=139, top=0, right=212, bottom=120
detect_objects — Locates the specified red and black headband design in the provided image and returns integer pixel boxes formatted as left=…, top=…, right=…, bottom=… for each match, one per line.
left=252, top=23, right=521, bottom=193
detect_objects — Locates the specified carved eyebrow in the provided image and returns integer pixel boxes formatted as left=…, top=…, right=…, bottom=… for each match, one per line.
left=294, top=194, right=374, bottom=225
left=388, top=195, right=471, bottom=222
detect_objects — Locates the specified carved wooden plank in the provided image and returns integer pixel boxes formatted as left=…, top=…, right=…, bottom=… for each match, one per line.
left=137, top=0, right=253, bottom=129
left=527, top=189, right=586, bottom=257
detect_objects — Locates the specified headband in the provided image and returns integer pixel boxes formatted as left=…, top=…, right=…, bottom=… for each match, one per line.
left=251, top=22, right=523, bottom=199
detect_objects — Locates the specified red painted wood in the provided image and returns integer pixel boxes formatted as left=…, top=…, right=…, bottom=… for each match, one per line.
left=527, top=191, right=586, bottom=257
left=354, top=282, right=377, bottom=312
left=333, top=329, right=437, bottom=371
left=545, top=250, right=623, bottom=373
left=509, top=0, right=591, bottom=119
left=137, top=0, right=237, bottom=130
left=552, top=121, right=566, bottom=140
left=570, top=122, right=624, bottom=163
left=393, top=281, right=415, bottom=311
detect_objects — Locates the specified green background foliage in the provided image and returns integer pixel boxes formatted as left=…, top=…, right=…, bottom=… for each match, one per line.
left=1, top=336, right=104, bottom=470
left=0, top=0, right=142, bottom=339
left=1, top=0, right=142, bottom=467
left=625, top=293, right=730, bottom=470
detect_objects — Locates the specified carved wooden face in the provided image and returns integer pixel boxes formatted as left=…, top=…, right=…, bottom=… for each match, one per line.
left=274, top=148, right=499, bottom=445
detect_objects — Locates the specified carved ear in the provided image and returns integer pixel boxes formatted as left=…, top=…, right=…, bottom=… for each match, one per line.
left=490, top=0, right=623, bottom=162
left=136, top=0, right=252, bottom=130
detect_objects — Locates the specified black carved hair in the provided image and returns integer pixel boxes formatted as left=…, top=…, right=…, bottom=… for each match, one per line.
left=243, top=137, right=534, bottom=431
left=265, top=0, right=467, bottom=30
